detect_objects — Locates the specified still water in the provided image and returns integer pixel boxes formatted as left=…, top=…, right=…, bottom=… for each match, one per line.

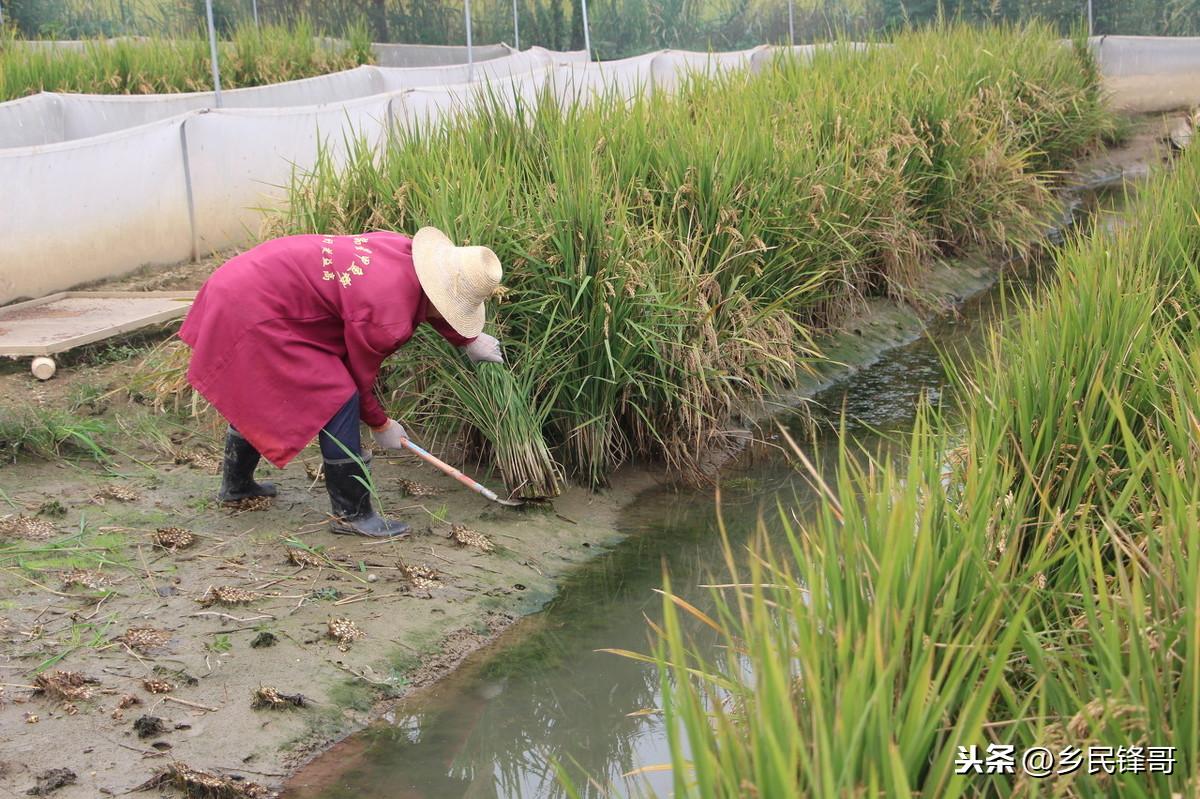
left=285, top=185, right=1127, bottom=799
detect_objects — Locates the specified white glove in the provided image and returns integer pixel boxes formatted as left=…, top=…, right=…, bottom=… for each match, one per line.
left=463, top=333, right=504, bottom=365
left=371, top=419, right=408, bottom=451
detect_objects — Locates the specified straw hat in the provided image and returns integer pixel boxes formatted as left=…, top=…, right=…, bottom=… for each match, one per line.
left=412, top=226, right=502, bottom=339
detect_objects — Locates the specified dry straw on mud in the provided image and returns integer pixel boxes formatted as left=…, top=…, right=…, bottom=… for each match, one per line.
left=92, top=485, right=140, bottom=503
left=135, top=762, right=276, bottom=799
left=449, top=523, right=494, bottom=552
left=397, top=560, right=442, bottom=593
left=32, top=671, right=97, bottom=703
left=153, top=526, right=195, bottom=551
left=197, top=586, right=261, bottom=607
left=251, top=686, right=306, bottom=710
left=285, top=546, right=331, bottom=568
left=326, top=617, right=364, bottom=651
left=396, top=478, right=439, bottom=497
left=120, top=627, right=170, bottom=653
left=226, top=496, right=273, bottom=512
left=0, top=515, right=58, bottom=541
left=60, top=569, right=107, bottom=590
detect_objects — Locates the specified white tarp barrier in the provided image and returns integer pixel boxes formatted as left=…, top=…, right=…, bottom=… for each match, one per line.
left=183, top=94, right=392, bottom=254
left=1091, top=36, right=1200, bottom=112
left=0, top=118, right=193, bottom=303
left=650, top=48, right=765, bottom=91
left=58, top=66, right=388, bottom=140
left=748, top=41, right=870, bottom=70
left=314, top=38, right=513, bottom=67
left=372, top=41, right=512, bottom=68
left=546, top=48, right=592, bottom=64
left=394, top=68, right=550, bottom=133
left=552, top=53, right=656, bottom=107
left=0, top=52, right=557, bottom=148
left=375, top=49, right=553, bottom=92
left=0, top=93, right=65, bottom=148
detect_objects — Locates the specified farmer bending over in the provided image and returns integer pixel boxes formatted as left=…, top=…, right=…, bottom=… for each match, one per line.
left=178, top=227, right=504, bottom=538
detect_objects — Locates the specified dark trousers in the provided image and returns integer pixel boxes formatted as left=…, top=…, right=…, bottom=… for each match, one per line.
left=230, top=393, right=362, bottom=462
left=318, top=393, right=362, bottom=461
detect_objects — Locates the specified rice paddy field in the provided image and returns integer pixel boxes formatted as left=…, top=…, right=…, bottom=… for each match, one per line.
left=0, top=20, right=372, bottom=101
left=271, top=22, right=1114, bottom=492
left=6, top=14, right=1200, bottom=799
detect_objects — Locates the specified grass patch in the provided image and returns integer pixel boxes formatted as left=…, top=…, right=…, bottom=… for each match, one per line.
left=0, top=405, right=113, bottom=464
left=269, top=22, right=1113, bottom=491
left=327, top=677, right=376, bottom=712
left=0, top=529, right=131, bottom=576
left=635, top=115, right=1200, bottom=795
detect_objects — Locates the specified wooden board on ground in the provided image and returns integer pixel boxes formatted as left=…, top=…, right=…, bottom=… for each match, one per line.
left=0, top=291, right=195, bottom=358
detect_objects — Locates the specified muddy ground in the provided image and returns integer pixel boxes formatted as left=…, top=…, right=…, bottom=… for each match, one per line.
left=0, top=113, right=1186, bottom=799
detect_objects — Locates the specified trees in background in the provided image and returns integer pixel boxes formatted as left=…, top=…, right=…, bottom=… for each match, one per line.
left=4, top=0, right=1199, bottom=51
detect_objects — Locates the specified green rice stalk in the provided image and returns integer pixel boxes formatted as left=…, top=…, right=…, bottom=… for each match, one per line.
left=628, top=99, right=1200, bottom=797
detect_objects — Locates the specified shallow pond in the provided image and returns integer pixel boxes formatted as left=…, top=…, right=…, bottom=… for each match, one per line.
left=283, top=182, right=1130, bottom=799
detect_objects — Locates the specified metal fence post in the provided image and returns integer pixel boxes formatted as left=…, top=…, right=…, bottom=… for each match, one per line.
left=788, top=0, right=795, bottom=46
left=179, top=116, right=201, bottom=263
left=580, top=0, right=591, bottom=59
left=1087, top=0, right=1093, bottom=36
left=204, top=0, right=224, bottom=107
left=513, top=0, right=520, bottom=50
left=465, top=0, right=475, bottom=82
left=252, top=0, right=259, bottom=27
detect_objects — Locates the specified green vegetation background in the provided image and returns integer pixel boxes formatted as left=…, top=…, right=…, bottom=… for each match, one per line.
left=5, top=0, right=1200, bottom=55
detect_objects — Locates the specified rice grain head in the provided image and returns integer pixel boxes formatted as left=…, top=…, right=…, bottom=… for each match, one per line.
left=0, top=515, right=58, bottom=541
left=120, top=627, right=171, bottom=653
left=93, top=485, right=140, bottom=503
left=286, top=546, right=330, bottom=568
left=198, top=586, right=262, bottom=607
left=154, top=527, right=196, bottom=551
left=327, top=617, right=365, bottom=651
left=449, top=523, right=494, bottom=552
left=396, top=478, right=440, bottom=498
left=33, top=671, right=98, bottom=703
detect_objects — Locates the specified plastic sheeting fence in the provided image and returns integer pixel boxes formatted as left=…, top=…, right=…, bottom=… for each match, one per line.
left=2, top=36, right=1198, bottom=304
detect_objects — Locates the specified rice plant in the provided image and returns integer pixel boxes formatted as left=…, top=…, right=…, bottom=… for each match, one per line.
left=639, top=105, right=1200, bottom=797
left=273, top=23, right=1112, bottom=490
left=0, top=18, right=371, bottom=101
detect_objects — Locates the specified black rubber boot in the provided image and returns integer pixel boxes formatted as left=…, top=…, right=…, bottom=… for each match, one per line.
left=324, top=457, right=411, bottom=538
left=218, top=428, right=278, bottom=502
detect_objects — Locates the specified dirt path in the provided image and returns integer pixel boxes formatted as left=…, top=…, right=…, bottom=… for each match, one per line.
left=0, top=113, right=1187, bottom=799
